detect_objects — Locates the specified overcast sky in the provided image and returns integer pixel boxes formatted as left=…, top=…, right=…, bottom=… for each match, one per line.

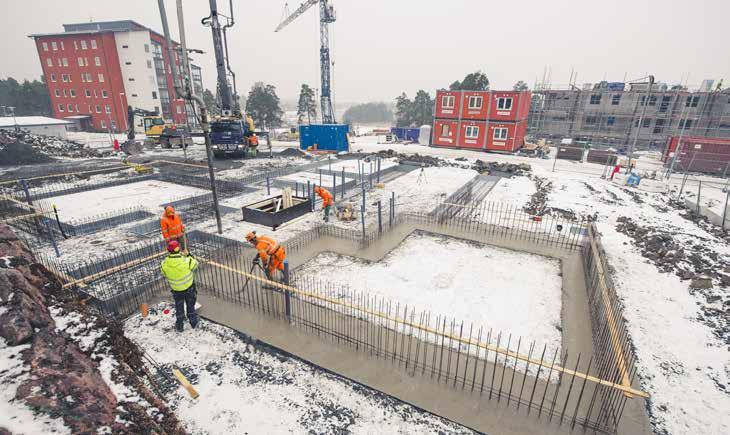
left=1, top=0, right=728, bottom=104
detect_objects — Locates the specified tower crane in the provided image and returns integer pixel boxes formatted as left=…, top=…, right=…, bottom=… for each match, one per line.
left=276, top=1, right=337, bottom=124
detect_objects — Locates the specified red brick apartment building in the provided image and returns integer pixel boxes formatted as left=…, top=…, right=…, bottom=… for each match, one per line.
left=433, top=90, right=531, bottom=152
left=29, top=20, right=202, bottom=132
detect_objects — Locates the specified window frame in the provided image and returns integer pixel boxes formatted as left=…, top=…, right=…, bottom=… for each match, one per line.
left=589, top=94, right=601, bottom=105
left=497, top=97, right=513, bottom=110
left=42, top=42, right=48, bottom=51
left=611, top=94, right=621, bottom=105
left=58, top=104, right=64, bottom=112
left=464, top=125, right=480, bottom=139
left=493, top=127, right=509, bottom=140
left=467, top=95, right=483, bottom=110
left=440, top=124, right=451, bottom=137
left=90, top=39, right=97, bottom=49
left=80, top=40, right=87, bottom=50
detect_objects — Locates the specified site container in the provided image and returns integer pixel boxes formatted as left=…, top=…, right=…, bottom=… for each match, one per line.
left=663, top=136, right=730, bottom=161
left=488, top=91, right=531, bottom=122
left=457, top=121, right=487, bottom=149
left=460, top=91, right=490, bottom=120
left=432, top=120, right=460, bottom=147
left=557, top=145, right=584, bottom=161
left=299, top=124, right=350, bottom=152
left=390, top=127, right=420, bottom=142
left=435, top=90, right=462, bottom=119
left=586, top=149, right=618, bottom=166
left=485, top=120, right=528, bottom=152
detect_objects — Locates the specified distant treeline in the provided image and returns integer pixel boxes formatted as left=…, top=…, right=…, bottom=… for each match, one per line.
left=343, top=102, right=393, bottom=124
left=0, top=77, right=52, bottom=116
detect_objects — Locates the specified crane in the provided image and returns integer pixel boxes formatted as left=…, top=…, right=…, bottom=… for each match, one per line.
left=276, top=1, right=337, bottom=124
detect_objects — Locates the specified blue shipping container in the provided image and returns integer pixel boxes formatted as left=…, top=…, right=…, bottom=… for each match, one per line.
left=390, top=127, right=420, bottom=142
left=299, top=124, right=350, bottom=152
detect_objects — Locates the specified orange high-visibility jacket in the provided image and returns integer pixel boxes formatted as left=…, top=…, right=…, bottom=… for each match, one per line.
left=317, top=188, right=334, bottom=207
left=254, top=236, right=284, bottom=263
left=161, top=213, right=185, bottom=239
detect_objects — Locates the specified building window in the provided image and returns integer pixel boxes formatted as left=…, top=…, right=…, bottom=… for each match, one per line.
left=110, top=121, right=116, bottom=130
left=60, top=41, right=64, bottom=50
left=85, top=89, right=91, bottom=97
left=90, top=39, right=97, bottom=49
left=61, top=74, right=69, bottom=83
left=122, top=45, right=128, bottom=48
left=653, top=119, right=665, bottom=134
left=69, top=89, right=76, bottom=98
left=50, top=73, right=56, bottom=82
left=105, top=105, right=111, bottom=113
left=497, top=97, right=513, bottom=110
left=73, top=41, right=78, bottom=50
left=42, top=42, right=48, bottom=51
left=152, top=91, right=157, bottom=99
left=80, top=40, right=87, bottom=50
left=51, top=41, right=57, bottom=51
left=58, top=104, right=64, bottom=112
left=685, top=95, right=700, bottom=107
left=679, top=119, right=693, bottom=130
left=62, top=89, right=67, bottom=97
left=131, top=94, right=138, bottom=97
left=98, top=74, right=105, bottom=83
left=94, top=57, right=101, bottom=66
left=62, top=58, right=68, bottom=67
left=155, top=106, right=160, bottom=114
left=125, top=61, right=132, bottom=65
left=147, top=60, right=152, bottom=69
left=606, top=116, right=616, bottom=126
left=85, top=73, right=93, bottom=82
left=659, top=96, right=671, bottom=113
left=54, top=89, right=60, bottom=97
left=642, top=118, right=651, bottom=128
left=440, top=95, right=454, bottom=108
left=102, top=90, right=108, bottom=98
left=464, top=125, right=479, bottom=139
left=493, top=127, right=508, bottom=140
left=176, top=105, right=183, bottom=114
left=100, top=120, right=106, bottom=129
left=46, top=58, right=53, bottom=67
left=590, top=94, right=601, bottom=104
left=78, top=57, right=84, bottom=66
left=611, top=94, right=621, bottom=105
left=585, top=116, right=598, bottom=125
left=67, top=104, right=73, bottom=112
left=144, top=43, right=150, bottom=53
left=57, top=58, right=62, bottom=67
left=468, top=96, right=483, bottom=110
left=95, top=105, right=101, bottom=113
left=128, top=77, right=135, bottom=82
left=440, top=124, right=450, bottom=137
left=75, top=104, right=79, bottom=112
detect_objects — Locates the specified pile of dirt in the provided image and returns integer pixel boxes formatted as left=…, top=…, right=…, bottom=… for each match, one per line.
left=278, top=147, right=308, bottom=158
left=615, top=216, right=730, bottom=343
left=0, top=130, right=112, bottom=164
left=0, top=224, right=185, bottom=434
left=365, top=149, right=533, bottom=176
left=473, top=159, right=531, bottom=176
left=523, top=176, right=583, bottom=220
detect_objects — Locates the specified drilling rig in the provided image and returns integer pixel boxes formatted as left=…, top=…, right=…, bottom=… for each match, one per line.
left=203, top=0, right=258, bottom=157
left=276, top=0, right=337, bottom=124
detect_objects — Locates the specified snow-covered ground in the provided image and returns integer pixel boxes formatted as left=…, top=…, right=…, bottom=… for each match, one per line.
left=294, top=231, right=563, bottom=354
left=39, top=180, right=208, bottom=221
left=486, top=176, right=537, bottom=206
left=280, top=171, right=344, bottom=187
left=326, top=158, right=399, bottom=174
left=125, top=304, right=474, bottom=434
left=215, top=157, right=309, bottom=181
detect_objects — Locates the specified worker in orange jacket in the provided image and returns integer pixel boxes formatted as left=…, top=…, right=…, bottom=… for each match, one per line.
left=245, top=231, right=286, bottom=280
left=161, top=206, right=186, bottom=251
left=313, top=186, right=334, bottom=222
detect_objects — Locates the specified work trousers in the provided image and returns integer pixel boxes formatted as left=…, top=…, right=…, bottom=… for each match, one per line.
left=324, top=205, right=332, bottom=222
left=171, top=283, right=198, bottom=331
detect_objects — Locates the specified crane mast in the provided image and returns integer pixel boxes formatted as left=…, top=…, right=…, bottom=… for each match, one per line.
left=276, top=0, right=336, bottom=124
left=205, top=0, right=234, bottom=115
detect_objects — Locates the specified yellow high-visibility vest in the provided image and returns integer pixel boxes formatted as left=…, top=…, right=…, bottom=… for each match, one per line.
left=161, top=254, right=199, bottom=291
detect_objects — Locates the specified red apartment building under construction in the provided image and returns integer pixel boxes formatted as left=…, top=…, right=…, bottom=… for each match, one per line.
left=432, top=90, right=531, bottom=152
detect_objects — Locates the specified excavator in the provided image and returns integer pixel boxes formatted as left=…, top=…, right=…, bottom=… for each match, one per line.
left=125, top=106, right=190, bottom=149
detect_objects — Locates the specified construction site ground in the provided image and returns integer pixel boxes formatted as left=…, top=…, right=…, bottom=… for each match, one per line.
left=2, top=130, right=728, bottom=435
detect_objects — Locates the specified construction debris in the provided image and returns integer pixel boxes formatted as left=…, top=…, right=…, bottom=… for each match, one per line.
left=336, top=202, right=357, bottom=221
left=278, top=147, right=308, bottom=158
left=0, top=130, right=114, bottom=164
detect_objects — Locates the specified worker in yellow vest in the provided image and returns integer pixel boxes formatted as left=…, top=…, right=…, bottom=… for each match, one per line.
left=161, top=240, right=199, bottom=332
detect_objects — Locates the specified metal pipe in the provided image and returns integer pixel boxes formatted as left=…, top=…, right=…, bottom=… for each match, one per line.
left=221, top=0, right=238, bottom=108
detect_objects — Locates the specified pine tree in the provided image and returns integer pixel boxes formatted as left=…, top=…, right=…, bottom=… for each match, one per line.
left=296, top=84, right=317, bottom=124
left=411, top=90, right=434, bottom=126
left=201, top=88, right=220, bottom=116
left=449, top=71, right=490, bottom=91
left=245, top=82, right=284, bottom=128
left=513, top=80, right=529, bottom=91
left=395, top=93, right=413, bottom=127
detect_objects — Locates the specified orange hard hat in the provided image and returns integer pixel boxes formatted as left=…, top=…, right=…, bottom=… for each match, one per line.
left=245, top=231, right=257, bottom=242
left=165, top=205, right=175, bottom=216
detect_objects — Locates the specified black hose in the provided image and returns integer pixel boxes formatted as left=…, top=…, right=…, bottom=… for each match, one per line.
left=52, top=205, right=68, bottom=239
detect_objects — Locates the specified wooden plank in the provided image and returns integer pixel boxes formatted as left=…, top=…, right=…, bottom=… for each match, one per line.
left=172, top=368, right=199, bottom=399
left=62, top=251, right=167, bottom=289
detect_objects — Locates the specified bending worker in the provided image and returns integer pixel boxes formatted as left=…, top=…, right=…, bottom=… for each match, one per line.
left=161, top=205, right=186, bottom=251
left=245, top=231, right=286, bottom=281
left=161, top=240, right=199, bottom=332
left=313, top=186, right=334, bottom=222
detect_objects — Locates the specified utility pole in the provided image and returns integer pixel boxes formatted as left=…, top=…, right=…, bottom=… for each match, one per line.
left=666, top=98, right=690, bottom=179
left=627, top=75, right=654, bottom=170
left=158, top=0, right=223, bottom=234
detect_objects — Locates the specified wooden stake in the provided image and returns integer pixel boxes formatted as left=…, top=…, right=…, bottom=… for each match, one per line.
left=140, top=303, right=149, bottom=318
left=172, top=368, right=199, bottom=399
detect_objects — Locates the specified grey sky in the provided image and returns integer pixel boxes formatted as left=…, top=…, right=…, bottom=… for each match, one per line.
left=1, top=0, right=728, bottom=104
